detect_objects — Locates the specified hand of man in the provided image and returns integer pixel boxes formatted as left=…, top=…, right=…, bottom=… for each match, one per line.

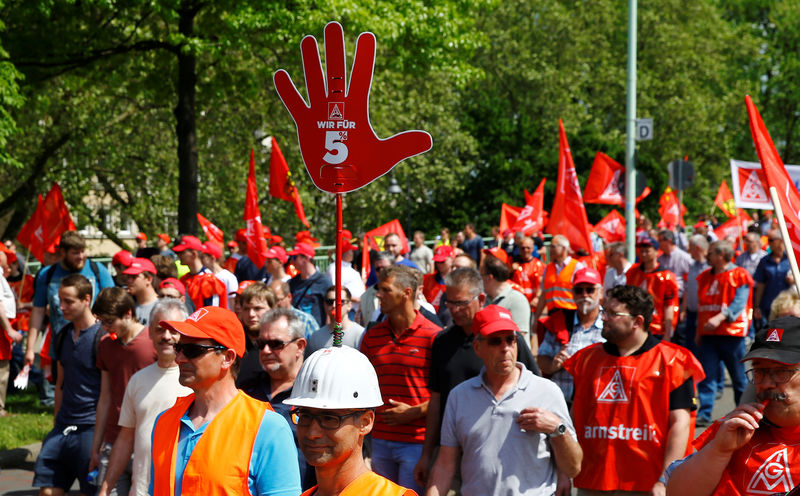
left=551, top=348, right=570, bottom=371
left=650, top=481, right=666, bottom=496
left=413, top=453, right=430, bottom=489
left=516, top=407, right=561, bottom=434
left=711, top=402, right=764, bottom=455
left=704, top=312, right=726, bottom=332
left=381, top=399, right=419, bottom=425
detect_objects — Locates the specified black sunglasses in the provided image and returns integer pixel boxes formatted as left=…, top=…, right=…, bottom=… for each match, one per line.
left=481, top=335, right=516, bottom=346
left=325, top=298, right=350, bottom=306
left=573, top=286, right=598, bottom=296
left=173, top=342, right=227, bottom=359
left=257, top=337, right=299, bottom=351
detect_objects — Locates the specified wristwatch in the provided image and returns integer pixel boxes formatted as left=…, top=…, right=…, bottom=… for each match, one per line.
left=550, top=423, right=567, bottom=437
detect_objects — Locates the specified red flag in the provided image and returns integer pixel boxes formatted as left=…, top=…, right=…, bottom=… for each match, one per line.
left=545, top=120, right=593, bottom=253
left=584, top=152, right=625, bottom=205
left=16, top=195, right=46, bottom=262
left=196, top=213, right=224, bottom=246
left=658, top=187, right=686, bottom=228
left=714, top=180, right=737, bottom=218
left=513, top=179, right=547, bottom=235
left=714, top=210, right=752, bottom=241
left=269, top=137, right=309, bottom=228
left=594, top=209, right=626, bottom=243
left=499, top=203, right=523, bottom=233
left=364, top=219, right=408, bottom=253
left=17, top=183, right=76, bottom=262
left=244, top=149, right=270, bottom=268
left=745, top=95, right=800, bottom=260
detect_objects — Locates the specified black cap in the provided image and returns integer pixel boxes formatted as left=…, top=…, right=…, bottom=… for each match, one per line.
left=742, top=316, right=800, bottom=364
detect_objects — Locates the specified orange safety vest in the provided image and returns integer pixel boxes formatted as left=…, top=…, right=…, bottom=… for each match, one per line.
left=421, top=273, right=446, bottom=311
left=564, top=341, right=703, bottom=492
left=697, top=266, right=753, bottom=338
left=543, top=258, right=579, bottom=311
left=511, top=257, right=546, bottom=304
left=151, top=391, right=270, bottom=496
left=300, top=471, right=416, bottom=496
left=625, top=264, right=680, bottom=335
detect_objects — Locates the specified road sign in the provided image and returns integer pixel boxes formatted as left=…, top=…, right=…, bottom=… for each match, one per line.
left=668, top=159, right=695, bottom=191
left=636, top=118, right=653, bottom=141
left=617, top=170, right=648, bottom=197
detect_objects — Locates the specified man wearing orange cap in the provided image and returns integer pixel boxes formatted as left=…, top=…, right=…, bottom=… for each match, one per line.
left=156, top=234, right=175, bottom=260
left=149, top=306, right=301, bottom=495
left=625, top=236, right=680, bottom=341
left=124, top=258, right=159, bottom=326
left=288, top=243, right=332, bottom=327
left=265, top=246, right=291, bottom=285
left=426, top=305, right=581, bottom=496
left=422, top=245, right=454, bottom=311
left=134, top=233, right=148, bottom=258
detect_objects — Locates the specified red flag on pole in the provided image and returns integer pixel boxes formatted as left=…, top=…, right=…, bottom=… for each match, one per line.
left=594, top=209, right=626, bottom=243
left=244, top=149, right=270, bottom=268
left=269, top=137, right=310, bottom=228
left=17, top=183, right=76, bottom=262
left=364, top=219, right=408, bottom=253
left=512, top=179, right=548, bottom=235
left=16, top=195, right=46, bottom=262
left=196, top=213, right=225, bottom=246
left=583, top=152, right=625, bottom=205
left=545, top=120, right=593, bottom=253
left=713, top=210, right=752, bottom=241
left=499, top=203, right=523, bottom=233
left=714, top=180, right=737, bottom=219
left=658, top=187, right=686, bottom=228
left=745, top=95, right=800, bottom=260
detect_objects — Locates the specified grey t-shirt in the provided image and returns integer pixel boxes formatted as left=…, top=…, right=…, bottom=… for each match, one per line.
left=135, top=300, right=157, bottom=326
left=305, top=322, right=366, bottom=358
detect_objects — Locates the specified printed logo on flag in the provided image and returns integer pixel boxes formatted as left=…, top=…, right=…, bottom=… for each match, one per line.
left=741, top=170, right=769, bottom=202
left=596, top=367, right=635, bottom=403
left=328, top=102, right=344, bottom=120
left=599, top=170, right=622, bottom=200
left=188, top=308, right=209, bottom=322
left=766, top=328, right=784, bottom=342
left=707, top=280, right=719, bottom=296
left=747, top=448, right=794, bottom=494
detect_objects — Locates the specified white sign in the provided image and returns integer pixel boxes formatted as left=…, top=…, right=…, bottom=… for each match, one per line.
left=730, top=159, right=800, bottom=210
left=635, top=118, right=653, bottom=141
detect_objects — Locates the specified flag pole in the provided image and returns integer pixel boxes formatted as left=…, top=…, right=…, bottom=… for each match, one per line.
left=769, top=186, right=800, bottom=295
left=333, top=193, right=343, bottom=347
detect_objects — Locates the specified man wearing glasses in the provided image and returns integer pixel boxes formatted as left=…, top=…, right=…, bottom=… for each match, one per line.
left=149, top=306, right=301, bottom=495
left=286, top=346, right=416, bottom=495
left=565, top=285, right=702, bottom=495
left=537, top=267, right=605, bottom=404
left=306, top=286, right=365, bottom=355
left=667, top=316, right=800, bottom=494
left=426, top=305, right=581, bottom=496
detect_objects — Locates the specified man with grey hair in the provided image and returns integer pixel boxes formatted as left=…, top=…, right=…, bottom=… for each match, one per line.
left=657, top=229, right=692, bottom=300
left=603, top=241, right=630, bottom=294
left=533, top=234, right=585, bottom=339
left=677, top=234, right=709, bottom=355
left=735, top=231, right=766, bottom=277
left=240, top=307, right=314, bottom=489
left=96, top=299, right=191, bottom=496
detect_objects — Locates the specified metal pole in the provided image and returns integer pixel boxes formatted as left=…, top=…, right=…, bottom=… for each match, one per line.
left=625, top=0, right=638, bottom=260
left=333, top=193, right=343, bottom=346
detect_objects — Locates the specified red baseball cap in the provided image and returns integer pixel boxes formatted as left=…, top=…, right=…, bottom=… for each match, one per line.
left=159, top=277, right=186, bottom=296
left=342, top=239, right=357, bottom=253
left=474, top=305, right=519, bottom=337
left=0, top=245, right=16, bottom=265
left=234, top=280, right=255, bottom=295
left=573, top=267, right=602, bottom=287
left=482, top=246, right=508, bottom=265
left=288, top=243, right=315, bottom=258
left=111, top=250, right=133, bottom=267
left=123, top=257, right=157, bottom=275
left=160, top=306, right=246, bottom=357
left=202, top=241, right=223, bottom=259
left=342, top=229, right=353, bottom=241
left=227, top=240, right=238, bottom=249
left=235, top=228, right=248, bottom=243
left=265, top=246, right=289, bottom=264
left=136, top=232, right=147, bottom=241
left=173, top=235, right=204, bottom=252
left=158, top=233, right=171, bottom=244
left=433, top=245, right=455, bottom=262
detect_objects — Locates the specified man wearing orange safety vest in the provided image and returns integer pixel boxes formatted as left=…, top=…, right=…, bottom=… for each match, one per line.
left=286, top=346, right=416, bottom=496
left=565, top=285, right=703, bottom=495
left=694, top=240, right=753, bottom=427
left=625, top=236, right=680, bottom=341
left=149, top=306, right=301, bottom=496
left=533, top=235, right=585, bottom=344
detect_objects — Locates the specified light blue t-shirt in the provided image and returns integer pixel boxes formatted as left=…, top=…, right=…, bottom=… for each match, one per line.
left=149, top=399, right=301, bottom=496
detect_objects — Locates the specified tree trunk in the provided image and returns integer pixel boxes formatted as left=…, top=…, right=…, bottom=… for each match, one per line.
left=175, top=0, right=198, bottom=235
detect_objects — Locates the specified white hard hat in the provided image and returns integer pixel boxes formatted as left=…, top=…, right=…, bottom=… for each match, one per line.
left=284, top=346, right=383, bottom=409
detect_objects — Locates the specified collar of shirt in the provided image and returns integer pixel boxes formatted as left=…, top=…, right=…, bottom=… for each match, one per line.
left=572, top=311, right=603, bottom=333
left=555, top=256, right=573, bottom=273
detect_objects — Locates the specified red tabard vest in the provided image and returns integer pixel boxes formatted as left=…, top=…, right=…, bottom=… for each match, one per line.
left=511, top=257, right=546, bottom=305
left=300, top=471, right=416, bottom=496
left=624, top=264, right=679, bottom=335
left=696, top=266, right=753, bottom=338
left=693, top=421, right=800, bottom=495
left=151, top=391, right=270, bottom=496
left=543, top=258, right=579, bottom=311
left=564, top=342, right=703, bottom=491
left=422, top=273, right=446, bottom=311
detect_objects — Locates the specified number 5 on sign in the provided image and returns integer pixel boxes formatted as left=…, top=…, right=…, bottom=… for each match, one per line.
left=274, top=21, right=433, bottom=194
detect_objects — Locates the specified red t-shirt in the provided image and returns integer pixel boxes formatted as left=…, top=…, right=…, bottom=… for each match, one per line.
left=360, top=311, right=441, bottom=443
left=96, top=328, right=157, bottom=443
left=625, top=263, right=679, bottom=335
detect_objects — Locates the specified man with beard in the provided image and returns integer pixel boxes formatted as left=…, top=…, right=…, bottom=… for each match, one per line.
left=149, top=306, right=301, bottom=495
left=96, top=299, right=191, bottom=496
left=537, top=267, right=605, bottom=404
left=233, top=282, right=275, bottom=389
left=25, top=231, right=114, bottom=368
left=667, top=316, right=800, bottom=495
left=565, top=285, right=702, bottom=495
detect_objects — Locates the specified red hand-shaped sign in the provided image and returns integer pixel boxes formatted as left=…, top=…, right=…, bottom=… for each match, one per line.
left=274, top=22, right=433, bottom=194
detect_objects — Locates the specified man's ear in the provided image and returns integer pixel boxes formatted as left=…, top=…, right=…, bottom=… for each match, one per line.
left=358, top=410, right=375, bottom=435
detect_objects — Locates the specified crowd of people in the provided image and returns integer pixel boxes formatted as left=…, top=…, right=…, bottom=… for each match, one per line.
left=0, top=210, right=799, bottom=495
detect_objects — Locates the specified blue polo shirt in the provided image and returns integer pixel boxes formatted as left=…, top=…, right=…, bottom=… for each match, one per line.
left=754, top=254, right=791, bottom=314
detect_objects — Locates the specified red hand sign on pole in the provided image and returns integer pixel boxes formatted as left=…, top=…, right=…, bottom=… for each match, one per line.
left=274, top=22, right=433, bottom=346
left=273, top=21, right=432, bottom=194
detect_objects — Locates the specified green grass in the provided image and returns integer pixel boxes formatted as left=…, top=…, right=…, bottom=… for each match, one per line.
left=0, top=388, right=53, bottom=451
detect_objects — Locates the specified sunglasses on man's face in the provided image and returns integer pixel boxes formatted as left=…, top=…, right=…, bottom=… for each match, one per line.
left=325, top=299, right=350, bottom=306
left=257, top=337, right=299, bottom=351
left=173, top=342, right=226, bottom=359
left=573, top=286, right=597, bottom=296
left=481, top=335, right=516, bottom=346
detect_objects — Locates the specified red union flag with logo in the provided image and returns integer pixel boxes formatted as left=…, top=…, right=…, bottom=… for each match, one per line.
left=594, top=209, right=626, bottom=243
left=499, top=203, right=523, bottom=233
left=243, top=149, right=269, bottom=268
left=584, top=152, right=625, bottom=205
left=273, top=22, right=432, bottom=194
left=196, top=213, right=224, bottom=246
left=746, top=95, right=800, bottom=259
left=512, top=179, right=547, bottom=235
